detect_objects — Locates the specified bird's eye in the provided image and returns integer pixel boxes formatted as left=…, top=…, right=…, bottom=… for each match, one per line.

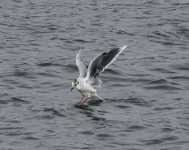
left=74, top=80, right=79, bottom=86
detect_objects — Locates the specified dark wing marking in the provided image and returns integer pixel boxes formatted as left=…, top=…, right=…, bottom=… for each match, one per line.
left=85, top=45, right=127, bottom=82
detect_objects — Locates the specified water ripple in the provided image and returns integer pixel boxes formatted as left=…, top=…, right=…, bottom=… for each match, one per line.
left=0, top=0, right=188, bottom=150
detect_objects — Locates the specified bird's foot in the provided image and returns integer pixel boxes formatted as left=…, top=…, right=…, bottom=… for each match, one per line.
left=75, top=97, right=85, bottom=106
left=81, top=98, right=90, bottom=104
left=75, top=102, right=81, bottom=106
left=75, top=98, right=90, bottom=106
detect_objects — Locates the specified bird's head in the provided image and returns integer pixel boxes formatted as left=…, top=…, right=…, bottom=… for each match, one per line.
left=70, top=78, right=79, bottom=91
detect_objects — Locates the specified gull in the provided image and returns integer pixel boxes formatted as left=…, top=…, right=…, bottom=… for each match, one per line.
left=70, top=45, right=127, bottom=105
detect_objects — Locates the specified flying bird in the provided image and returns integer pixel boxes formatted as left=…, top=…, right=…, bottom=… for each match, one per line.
left=71, top=45, right=127, bottom=105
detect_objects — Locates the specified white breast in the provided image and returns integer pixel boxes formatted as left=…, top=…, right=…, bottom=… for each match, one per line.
left=76, top=78, right=97, bottom=96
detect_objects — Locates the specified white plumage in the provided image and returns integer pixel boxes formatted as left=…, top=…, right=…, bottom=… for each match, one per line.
left=71, top=45, right=127, bottom=105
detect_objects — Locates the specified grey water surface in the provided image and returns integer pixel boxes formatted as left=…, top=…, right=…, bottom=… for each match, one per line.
left=0, top=0, right=189, bottom=150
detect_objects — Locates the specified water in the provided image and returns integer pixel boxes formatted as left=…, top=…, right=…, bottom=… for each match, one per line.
left=0, top=0, right=189, bottom=149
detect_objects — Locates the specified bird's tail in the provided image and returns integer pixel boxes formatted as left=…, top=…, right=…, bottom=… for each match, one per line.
left=91, top=94, right=104, bottom=101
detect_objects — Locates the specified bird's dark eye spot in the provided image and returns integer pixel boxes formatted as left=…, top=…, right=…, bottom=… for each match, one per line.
left=74, top=79, right=77, bottom=83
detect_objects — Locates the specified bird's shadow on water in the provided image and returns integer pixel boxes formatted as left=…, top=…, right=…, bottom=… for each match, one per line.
left=73, top=96, right=154, bottom=123
left=73, top=100, right=109, bottom=122
left=22, top=96, right=154, bottom=129
left=74, top=99, right=103, bottom=110
left=74, top=96, right=153, bottom=110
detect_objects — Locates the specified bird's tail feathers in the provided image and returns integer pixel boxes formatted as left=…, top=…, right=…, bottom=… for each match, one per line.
left=91, top=94, right=104, bottom=101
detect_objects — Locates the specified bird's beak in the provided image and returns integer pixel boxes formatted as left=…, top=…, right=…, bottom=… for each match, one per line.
left=70, top=87, right=74, bottom=92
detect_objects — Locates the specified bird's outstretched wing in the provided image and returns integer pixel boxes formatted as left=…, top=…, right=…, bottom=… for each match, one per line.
left=85, top=45, right=127, bottom=83
left=76, top=51, right=87, bottom=78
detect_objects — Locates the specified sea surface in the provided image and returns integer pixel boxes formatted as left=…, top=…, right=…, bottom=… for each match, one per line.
left=0, top=0, right=189, bottom=150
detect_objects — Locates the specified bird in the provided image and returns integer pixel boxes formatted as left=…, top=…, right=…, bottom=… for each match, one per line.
left=70, top=45, right=127, bottom=105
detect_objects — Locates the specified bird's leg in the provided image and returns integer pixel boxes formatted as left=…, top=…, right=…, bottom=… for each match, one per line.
left=75, top=96, right=89, bottom=106
left=78, top=96, right=84, bottom=104
left=81, top=98, right=91, bottom=104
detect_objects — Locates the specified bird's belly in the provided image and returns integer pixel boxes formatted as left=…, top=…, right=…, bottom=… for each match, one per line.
left=78, top=89, right=92, bottom=98
left=82, top=92, right=91, bottom=98
left=77, top=85, right=96, bottom=93
left=77, top=86, right=95, bottom=98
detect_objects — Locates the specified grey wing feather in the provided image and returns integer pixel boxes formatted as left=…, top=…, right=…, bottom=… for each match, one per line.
left=76, top=51, right=87, bottom=78
left=92, top=77, right=102, bottom=85
left=85, top=45, right=127, bottom=82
